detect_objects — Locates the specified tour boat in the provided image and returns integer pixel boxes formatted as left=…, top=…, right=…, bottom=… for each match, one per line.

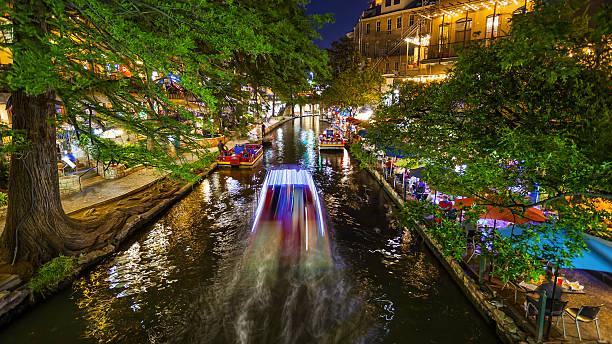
left=318, top=128, right=346, bottom=150
left=217, top=143, right=263, bottom=168
left=247, top=165, right=332, bottom=268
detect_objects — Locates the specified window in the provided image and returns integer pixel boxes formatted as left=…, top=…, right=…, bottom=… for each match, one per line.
left=455, top=18, right=472, bottom=42
left=375, top=41, right=379, bottom=55
left=394, top=0, right=401, bottom=4
left=438, top=23, right=450, bottom=49
left=366, top=23, right=371, bottom=34
left=385, top=62, right=390, bottom=73
left=409, top=15, right=415, bottom=26
left=397, top=17, right=402, bottom=29
left=385, top=0, right=391, bottom=6
left=376, top=21, right=380, bottom=32
left=485, top=15, right=500, bottom=38
left=0, top=18, right=13, bottom=44
left=387, top=19, right=392, bottom=31
left=394, top=61, right=399, bottom=71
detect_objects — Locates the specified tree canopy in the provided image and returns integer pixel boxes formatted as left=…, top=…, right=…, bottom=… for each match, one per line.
left=319, top=36, right=384, bottom=111
left=360, top=0, right=611, bottom=281
left=0, top=0, right=331, bottom=266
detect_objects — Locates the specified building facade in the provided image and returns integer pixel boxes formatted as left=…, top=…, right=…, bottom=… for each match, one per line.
left=354, top=0, right=531, bottom=84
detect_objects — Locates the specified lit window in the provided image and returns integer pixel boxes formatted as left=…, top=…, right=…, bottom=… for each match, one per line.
left=409, top=15, right=414, bottom=26
left=485, top=15, right=500, bottom=38
left=387, top=19, right=392, bottom=31
left=455, top=18, right=472, bottom=42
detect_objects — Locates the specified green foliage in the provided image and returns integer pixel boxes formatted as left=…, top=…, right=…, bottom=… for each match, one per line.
left=29, top=255, right=78, bottom=296
left=0, top=191, right=7, bottom=207
left=363, top=0, right=610, bottom=281
left=349, top=142, right=377, bottom=169
left=319, top=36, right=384, bottom=110
left=0, top=0, right=330, bottom=176
left=172, top=151, right=219, bottom=183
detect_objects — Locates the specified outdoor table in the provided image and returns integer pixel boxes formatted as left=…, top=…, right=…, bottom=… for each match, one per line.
left=516, top=280, right=585, bottom=296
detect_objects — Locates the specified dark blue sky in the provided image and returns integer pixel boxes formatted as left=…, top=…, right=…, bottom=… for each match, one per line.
left=306, top=0, right=369, bottom=50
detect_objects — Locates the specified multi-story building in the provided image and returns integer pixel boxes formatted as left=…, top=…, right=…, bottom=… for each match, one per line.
left=353, top=0, right=531, bottom=84
left=354, top=0, right=433, bottom=86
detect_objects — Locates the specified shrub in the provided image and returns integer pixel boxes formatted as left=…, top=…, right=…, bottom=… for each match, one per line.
left=29, top=255, right=78, bottom=296
left=0, top=191, right=7, bottom=207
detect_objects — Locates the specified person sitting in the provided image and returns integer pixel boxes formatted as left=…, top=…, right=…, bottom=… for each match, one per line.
left=525, top=270, right=563, bottom=316
left=439, top=195, right=453, bottom=212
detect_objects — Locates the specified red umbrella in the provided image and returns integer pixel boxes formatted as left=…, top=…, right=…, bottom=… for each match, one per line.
left=454, top=197, right=547, bottom=224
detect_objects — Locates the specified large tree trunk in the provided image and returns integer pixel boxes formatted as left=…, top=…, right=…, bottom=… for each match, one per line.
left=0, top=90, right=114, bottom=267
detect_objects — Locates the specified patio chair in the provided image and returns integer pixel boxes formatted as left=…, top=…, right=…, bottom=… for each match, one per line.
left=562, top=304, right=603, bottom=341
left=526, top=297, right=568, bottom=328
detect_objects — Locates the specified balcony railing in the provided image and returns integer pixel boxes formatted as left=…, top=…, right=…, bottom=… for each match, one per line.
left=424, top=35, right=507, bottom=61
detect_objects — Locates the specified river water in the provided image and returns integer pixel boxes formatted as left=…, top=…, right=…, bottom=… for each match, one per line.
left=0, top=117, right=499, bottom=343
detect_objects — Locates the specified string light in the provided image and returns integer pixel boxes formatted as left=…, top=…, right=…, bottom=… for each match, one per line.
left=425, top=0, right=527, bottom=17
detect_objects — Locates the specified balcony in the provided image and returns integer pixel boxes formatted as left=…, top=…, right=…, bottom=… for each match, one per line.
left=421, top=36, right=506, bottom=64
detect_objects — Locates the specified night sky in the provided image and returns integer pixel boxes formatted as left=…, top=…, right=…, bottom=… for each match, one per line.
left=306, top=0, right=370, bottom=50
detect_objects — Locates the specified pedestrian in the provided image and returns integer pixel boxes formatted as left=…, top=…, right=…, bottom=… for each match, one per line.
left=385, top=158, right=393, bottom=178
left=261, top=123, right=266, bottom=138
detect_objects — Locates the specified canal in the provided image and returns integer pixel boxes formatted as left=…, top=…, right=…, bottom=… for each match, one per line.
left=0, top=117, right=499, bottom=343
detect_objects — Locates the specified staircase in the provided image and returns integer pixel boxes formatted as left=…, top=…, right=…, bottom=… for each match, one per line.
left=372, top=18, right=428, bottom=71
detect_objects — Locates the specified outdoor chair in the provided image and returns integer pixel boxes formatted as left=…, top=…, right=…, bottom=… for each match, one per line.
left=562, top=304, right=603, bottom=341
left=526, top=298, right=568, bottom=329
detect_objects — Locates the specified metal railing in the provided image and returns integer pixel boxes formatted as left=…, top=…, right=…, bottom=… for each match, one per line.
left=424, top=35, right=507, bottom=61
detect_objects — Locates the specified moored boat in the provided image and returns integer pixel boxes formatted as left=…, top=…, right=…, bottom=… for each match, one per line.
left=218, top=143, right=263, bottom=168
left=318, top=128, right=345, bottom=150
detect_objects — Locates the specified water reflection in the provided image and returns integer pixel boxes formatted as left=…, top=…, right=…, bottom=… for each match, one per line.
left=0, top=117, right=499, bottom=344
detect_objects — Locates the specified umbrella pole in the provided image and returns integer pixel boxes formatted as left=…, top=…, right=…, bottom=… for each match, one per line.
left=546, top=265, right=560, bottom=339
left=488, top=220, right=497, bottom=282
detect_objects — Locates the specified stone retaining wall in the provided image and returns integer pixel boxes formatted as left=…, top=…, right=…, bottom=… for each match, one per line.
left=361, top=164, right=538, bottom=344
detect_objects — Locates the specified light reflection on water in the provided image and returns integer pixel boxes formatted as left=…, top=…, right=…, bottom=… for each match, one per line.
left=0, top=117, right=499, bottom=344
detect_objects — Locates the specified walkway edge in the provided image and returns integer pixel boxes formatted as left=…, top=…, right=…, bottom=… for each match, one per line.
left=361, top=163, right=536, bottom=344
left=0, top=115, right=294, bottom=329
left=0, top=162, right=218, bottom=328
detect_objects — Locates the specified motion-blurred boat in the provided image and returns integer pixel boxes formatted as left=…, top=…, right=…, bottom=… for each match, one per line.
left=247, top=165, right=332, bottom=271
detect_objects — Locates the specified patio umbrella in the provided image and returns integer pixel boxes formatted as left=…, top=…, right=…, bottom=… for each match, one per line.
left=498, top=226, right=612, bottom=273
left=454, top=197, right=547, bottom=225
left=498, top=225, right=612, bottom=338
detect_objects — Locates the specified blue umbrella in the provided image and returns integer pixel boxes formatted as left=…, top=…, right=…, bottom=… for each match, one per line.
left=357, top=129, right=367, bottom=138
left=498, top=226, right=612, bottom=273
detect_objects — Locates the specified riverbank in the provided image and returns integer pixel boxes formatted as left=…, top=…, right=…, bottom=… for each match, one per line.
left=352, top=156, right=538, bottom=344
left=0, top=116, right=295, bottom=328
left=353, top=153, right=610, bottom=344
